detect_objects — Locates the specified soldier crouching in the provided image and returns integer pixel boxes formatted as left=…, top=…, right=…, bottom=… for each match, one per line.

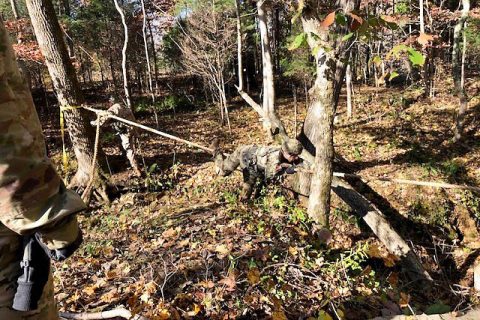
left=93, top=97, right=142, bottom=177
left=212, top=139, right=303, bottom=200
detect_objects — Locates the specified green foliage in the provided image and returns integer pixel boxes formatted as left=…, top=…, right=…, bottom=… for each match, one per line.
left=174, top=0, right=235, bottom=16
left=101, top=132, right=116, bottom=144
left=465, top=18, right=480, bottom=58
left=161, top=23, right=184, bottom=71
left=144, top=162, right=181, bottom=192
left=461, top=191, right=480, bottom=225
left=281, top=31, right=315, bottom=84
left=395, top=0, right=409, bottom=14
left=157, top=94, right=193, bottom=112
left=0, top=0, right=27, bottom=19
left=288, top=32, right=307, bottom=51
left=425, top=303, right=451, bottom=315
left=134, top=94, right=193, bottom=114
left=389, top=44, right=425, bottom=67
left=389, top=71, right=399, bottom=81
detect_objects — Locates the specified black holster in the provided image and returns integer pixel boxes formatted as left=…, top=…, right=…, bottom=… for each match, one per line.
left=12, top=235, right=51, bottom=312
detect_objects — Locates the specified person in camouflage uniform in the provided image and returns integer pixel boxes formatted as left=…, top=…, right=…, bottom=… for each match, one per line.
left=212, top=139, right=303, bottom=200
left=93, top=97, right=142, bottom=177
left=0, top=19, right=85, bottom=319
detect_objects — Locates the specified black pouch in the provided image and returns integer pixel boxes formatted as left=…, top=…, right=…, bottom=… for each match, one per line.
left=12, top=236, right=51, bottom=312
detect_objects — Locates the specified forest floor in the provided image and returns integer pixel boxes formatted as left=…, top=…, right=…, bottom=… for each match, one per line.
left=40, top=76, right=480, bottom=320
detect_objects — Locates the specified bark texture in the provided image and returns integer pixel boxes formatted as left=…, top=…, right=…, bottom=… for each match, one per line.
left=113, top=0, right=133, bottom=109
left=452, top=0, right=470, bottom=142
left=10, top=0, right=20, bottom=19
left=237, top=0, right=288, bottom=143
left=25, top=0, right=104, bottom=188
left=298, top=0, right=359, bottom=226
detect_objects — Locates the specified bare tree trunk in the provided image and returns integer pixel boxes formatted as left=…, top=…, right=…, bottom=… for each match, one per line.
left=461, top=22, right=467, bottom=89
left=346, top=63, right=353, bottom=118
left=298, top=0, right=359, bottom=226
left=140, top=0, right=156, bottom=107
left=257, top=0, right=275, bottom=119
left=147, top=18, right=159, bottom=92
left=453, top=0, right=470, bottom=142
left=108, top=45, right=117, bottom=88
left=220, top=70, right=231, bottom=132
left=113, top=0, right=133, bottom=109
left=235, top=0, right=244, bottom=91
left=236, top=0, right=288, bottom=142
left=25, top=0, right=105, bottom=188
left=61, top=0, right=74, bottom=57
left=10, top=0, right=20, bottom=19
left=419, top=0, right=425, bottom=33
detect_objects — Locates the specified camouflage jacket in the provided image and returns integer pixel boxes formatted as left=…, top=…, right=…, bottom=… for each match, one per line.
left=96, top=103, right=137, bottom=135
left=237, top=145, right=285, bottom=180
left=0, top=19, right=85, bottom=246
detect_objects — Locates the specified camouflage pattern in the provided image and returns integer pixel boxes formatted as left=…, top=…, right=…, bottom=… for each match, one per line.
left=215, top=145, right=295, bottom=199
left=97, top=103, right=141, bottom=176
left=0, top=18, right=85, bottom=318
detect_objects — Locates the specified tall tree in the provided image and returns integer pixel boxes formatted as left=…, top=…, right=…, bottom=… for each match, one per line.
left=236, top=0, right=288, bottom=142
left=10, top=0, right=20, bottom=19
left=25, top=0, right=106, bottom=190
left=140, top=0, right=156, bottom=107
left=452, top=0, right=470, bottom=142
left=257, top=0, right=275, bottom=122
left=298, top=0, right=360, bottom=226
left=113, top=0, right=133, bottom=109
left=234, top=0, right=244, bottom=91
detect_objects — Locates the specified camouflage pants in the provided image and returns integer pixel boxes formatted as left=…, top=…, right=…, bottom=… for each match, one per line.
left=0, top=227, right=58, bottom=320
left=118, top=131, right=141, bottom=176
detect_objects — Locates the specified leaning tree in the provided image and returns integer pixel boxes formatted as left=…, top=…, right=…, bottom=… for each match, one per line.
left=25, top=0, right=108, bottom=197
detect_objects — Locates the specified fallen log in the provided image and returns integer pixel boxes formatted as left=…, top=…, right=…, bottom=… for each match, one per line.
left=331, top=176, right=432, bottom=281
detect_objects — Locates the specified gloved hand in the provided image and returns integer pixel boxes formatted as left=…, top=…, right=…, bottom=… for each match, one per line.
left=35, top=215, right=83, bottom=261
left=285, top=165, right=297, bottom=174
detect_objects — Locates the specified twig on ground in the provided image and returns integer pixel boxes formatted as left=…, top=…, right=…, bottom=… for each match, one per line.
left=59, top=307, right=148, bottom=320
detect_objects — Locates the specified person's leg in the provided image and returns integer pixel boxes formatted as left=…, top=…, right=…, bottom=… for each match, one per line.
left=241, top=168, right=258, bottom=200
left=0, top=233, right=58, bottom=320
left=120, top=132, right=141, bottom=176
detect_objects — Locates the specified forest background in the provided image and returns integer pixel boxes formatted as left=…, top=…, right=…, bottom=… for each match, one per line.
left=1, top=0, right=480, bottom=319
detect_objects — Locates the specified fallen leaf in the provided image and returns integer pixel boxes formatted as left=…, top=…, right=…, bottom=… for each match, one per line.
left=272, top=310, right=288, bottom=320
left=247, top=268, right=260, bottom=285
left=387, top=272, right=399, bottom=287
left=381, top=15, right=396, bottom=23
left=162, top=227, right=177, bottom=239
left=383, top=253, right=399, bottom=267
left=101, top=288, right=119, bottom=303
left=288, top=246, right=298, bottom=256
left=215, top=244, right=230, bottom=256
left=219, top=272, right=236, bottom=291
left=186, top=303, right=201, bottom=316
left=399, top=292, right=410, bottom=308
left=321, top=12, right=336, bottom=29
left=82, top=285, right=97, bottom=296
left=417, top=33, right=434, bottom=46
left=318, top=310, right=333, bottom=320
left=367, top=244, right=383, bottom=258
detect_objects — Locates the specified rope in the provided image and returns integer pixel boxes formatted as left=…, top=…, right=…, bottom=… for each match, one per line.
left=80, top=106, right=480, bottom=193
left=82, top=106, right=213, bottom=153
